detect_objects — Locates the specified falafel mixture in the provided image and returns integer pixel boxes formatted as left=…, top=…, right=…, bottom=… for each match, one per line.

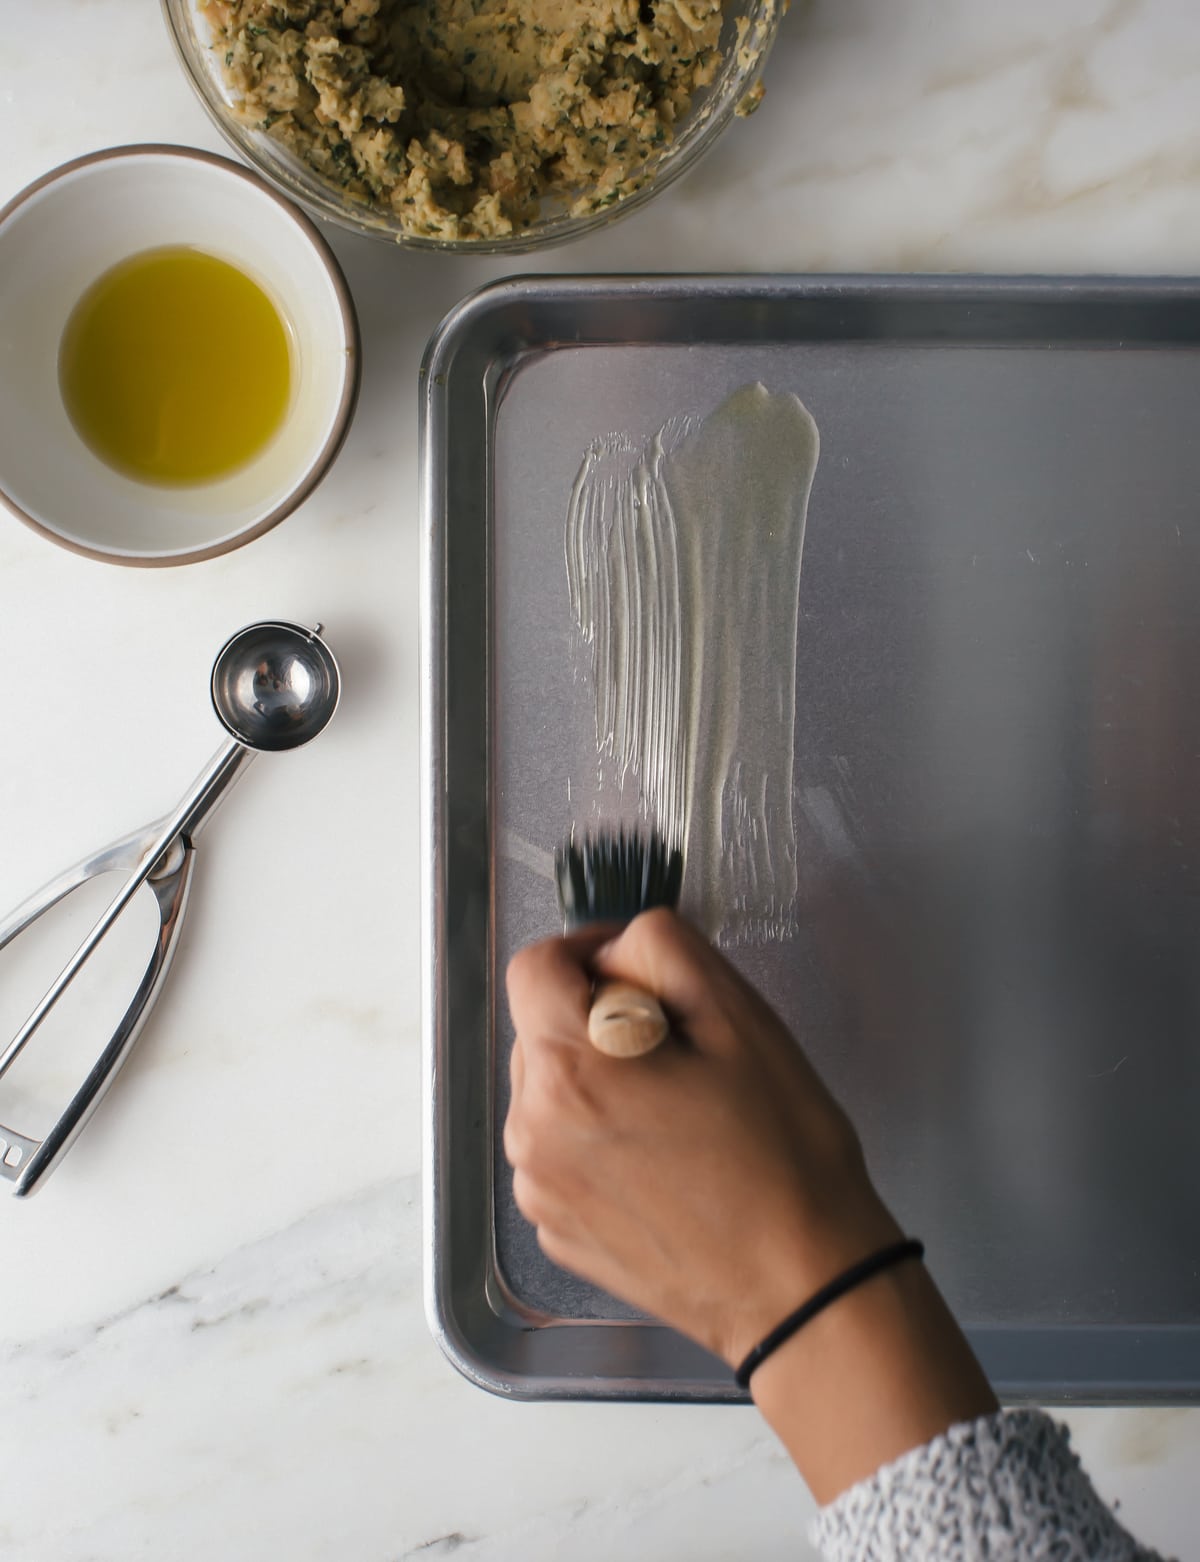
left=202, top=0, right=725, bottom=239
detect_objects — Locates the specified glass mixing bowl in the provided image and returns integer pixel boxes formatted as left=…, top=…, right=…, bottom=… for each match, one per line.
left=162, top=0, right=782, bottom=253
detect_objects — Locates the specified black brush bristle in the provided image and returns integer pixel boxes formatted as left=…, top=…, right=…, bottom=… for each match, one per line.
left=555, top=828, right=684, bottom=928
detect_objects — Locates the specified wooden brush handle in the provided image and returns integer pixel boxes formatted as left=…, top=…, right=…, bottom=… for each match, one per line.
left=587, top=981, right=669, bottom=1058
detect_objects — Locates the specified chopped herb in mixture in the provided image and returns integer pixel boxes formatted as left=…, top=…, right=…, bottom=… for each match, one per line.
left=201, top=0, right=725, bottom=239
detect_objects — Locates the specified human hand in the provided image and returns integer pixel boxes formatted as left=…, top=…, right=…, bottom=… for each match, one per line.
left=503, top=908, right=997, bottom=1502
left=503, top=908, right=900, bottom=1368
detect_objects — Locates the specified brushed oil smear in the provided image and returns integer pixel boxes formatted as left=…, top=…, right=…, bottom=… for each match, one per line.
left=565, top=384, right=819, bottom=943
left=59, top=246, right=291, bottom=486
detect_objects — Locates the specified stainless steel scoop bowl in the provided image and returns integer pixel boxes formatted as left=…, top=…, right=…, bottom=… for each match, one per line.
left=211, top=620, right=340, bottom=752
left=0, top=620, right=340, bottom=1197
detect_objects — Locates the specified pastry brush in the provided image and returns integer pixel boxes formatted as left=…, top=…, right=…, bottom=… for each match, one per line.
left=554, top=828, right=683, bottom=1059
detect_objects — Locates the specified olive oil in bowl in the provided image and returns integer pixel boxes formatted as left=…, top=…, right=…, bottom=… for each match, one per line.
left=59, top=246, right=292, bottom=486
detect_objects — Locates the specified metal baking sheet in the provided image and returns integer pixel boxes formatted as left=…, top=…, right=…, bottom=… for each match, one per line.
left=421, top=276, right=1200, bottom=1402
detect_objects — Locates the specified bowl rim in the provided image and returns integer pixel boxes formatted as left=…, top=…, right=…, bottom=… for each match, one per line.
left=0, top=142, right=362, bottom=568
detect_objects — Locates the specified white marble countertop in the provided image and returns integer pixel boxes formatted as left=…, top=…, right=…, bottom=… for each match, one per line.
left=1, top=2, right=1198, bottom=1557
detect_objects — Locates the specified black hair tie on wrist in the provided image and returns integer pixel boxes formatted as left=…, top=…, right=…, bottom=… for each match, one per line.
left=734, top=1237, right=926, bottom=1390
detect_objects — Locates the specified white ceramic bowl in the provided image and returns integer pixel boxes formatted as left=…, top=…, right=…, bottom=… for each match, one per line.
left=0, top=144, right=359, bottom=565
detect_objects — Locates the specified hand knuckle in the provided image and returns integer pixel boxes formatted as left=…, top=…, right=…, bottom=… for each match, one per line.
left=631, top=905, right=679, bottom=947
left=504, top=943, right=539, bottom=1002
left=502, top=1115, right=530, bottom=1167
left=506, top=937, right=564, bottom=998
left=535, top=1048, right=597, bottom=1118
left=511, top=1168, right=544, bottom=1224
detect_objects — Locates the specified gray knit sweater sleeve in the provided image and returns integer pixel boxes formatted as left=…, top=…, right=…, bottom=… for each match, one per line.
left=810, top=1409, right=1171, bottom=1561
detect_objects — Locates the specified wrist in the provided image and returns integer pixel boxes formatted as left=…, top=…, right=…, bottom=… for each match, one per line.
left=734, top=1238, right=926, bottom=1389
left=748, top=1252, right=998, bottom=1504
left=719, top=1188, right=903, bottom=1370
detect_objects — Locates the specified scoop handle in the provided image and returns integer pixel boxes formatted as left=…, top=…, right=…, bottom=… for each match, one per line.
left=587, top=981, right=669, bottom=1058
left=0, top=822, right=196, bottom=1197
left=0, top=740, right=250, bottom=1086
